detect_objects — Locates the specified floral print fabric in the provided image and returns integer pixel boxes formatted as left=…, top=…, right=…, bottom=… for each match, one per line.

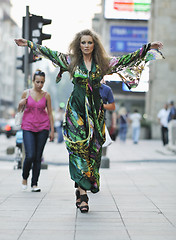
left=28, top=41, right=163, bottom=193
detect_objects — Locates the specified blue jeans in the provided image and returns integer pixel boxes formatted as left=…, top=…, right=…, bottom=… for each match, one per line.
left=119, top=123, right=127, bottom=142
left=56, top=126, right=64, bottom=143
left=132, top=126, right=140, bottom=143
left=22, top=130, right=49, bottom=187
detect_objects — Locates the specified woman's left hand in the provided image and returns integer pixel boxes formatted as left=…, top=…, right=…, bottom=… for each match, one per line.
left=49, top=131, right=55, bottom=142
left=150, top=41, right=163, bottom=50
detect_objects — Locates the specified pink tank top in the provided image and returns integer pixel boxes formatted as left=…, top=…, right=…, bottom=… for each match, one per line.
left=21, top=91, right=50, bottom=132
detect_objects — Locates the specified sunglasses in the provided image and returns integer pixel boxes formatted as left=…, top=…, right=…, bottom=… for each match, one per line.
left=34, top=70, right=45, bottom=77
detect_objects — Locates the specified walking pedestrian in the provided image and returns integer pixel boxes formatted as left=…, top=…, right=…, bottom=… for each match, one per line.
left=168, top=101, right=176, bottom=123
left=55, top=103, right=65, bottom=143
left=118, top=104, right=128, bottom=142
left=129, top=109, right=142, bottom=144
left=15, top=29, right=164, bottom=212
left=167, top=101, right=176, bottom=149
left=99, top=80, right=115, bottom=155
left=157, top=103, right=170, bottom=146
left=18, top=70, right=54, bottom=192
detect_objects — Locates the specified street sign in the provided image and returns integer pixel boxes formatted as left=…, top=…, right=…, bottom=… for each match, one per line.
left=104, top=0, right=151, bottom=20
left=110, top=25, right=148, bottom=53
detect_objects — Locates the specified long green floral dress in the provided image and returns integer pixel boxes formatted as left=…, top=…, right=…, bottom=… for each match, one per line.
left=28, top=41, right=163, bottom=193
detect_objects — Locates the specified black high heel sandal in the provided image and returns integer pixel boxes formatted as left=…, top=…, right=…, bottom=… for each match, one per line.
left=79, top=194, right=89, bottom=213
left=75, top=189, right=81, bottom=208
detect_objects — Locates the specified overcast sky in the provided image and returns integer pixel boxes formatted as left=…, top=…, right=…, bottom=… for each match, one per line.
left=11, top=0, right=101, bottom=52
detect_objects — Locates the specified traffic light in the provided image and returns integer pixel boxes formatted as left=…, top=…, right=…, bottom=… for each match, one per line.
left=22, top=15, right=52, bottom=63
left=30, top=15, right=52, bottom=44
left=23, top=15, right=52, bottom=45
left=16, top=55, right=24, bottom=73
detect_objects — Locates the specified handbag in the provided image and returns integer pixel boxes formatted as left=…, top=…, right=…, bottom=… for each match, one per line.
left=15, top=90, right=29, bottom=126
left=15, top=110, right=24, bottom=126
left=103, top=125, right=113, bottom=148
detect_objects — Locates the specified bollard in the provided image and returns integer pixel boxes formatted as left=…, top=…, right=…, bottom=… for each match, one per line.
left=100, top=156, right=110, bottom=168
left=6, top=146, right=15, bottom=155
left=41, top=163, right=48, bottom=169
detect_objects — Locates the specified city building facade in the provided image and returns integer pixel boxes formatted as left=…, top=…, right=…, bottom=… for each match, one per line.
left=146, top=0, right=176, bottom=138
left=0, top=0, right=24, bottom=118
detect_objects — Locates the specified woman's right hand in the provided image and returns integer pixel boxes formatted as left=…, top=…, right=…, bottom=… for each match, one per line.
left=14, top=39, right=28, bottom=47
left=19, top=98, right=27, bottom=106
left=18, top=98, right=27, bottom=111
left=18, top=91, right=28, bottom=111
left=18, top=100, right=26, bottom=112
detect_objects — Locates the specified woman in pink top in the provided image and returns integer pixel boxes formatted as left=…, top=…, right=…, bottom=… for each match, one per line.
left=18, top=70, right=54, bottom=192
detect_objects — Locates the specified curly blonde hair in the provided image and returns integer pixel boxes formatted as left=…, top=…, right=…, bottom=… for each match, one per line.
left=68, top=29, right=110, bottom=77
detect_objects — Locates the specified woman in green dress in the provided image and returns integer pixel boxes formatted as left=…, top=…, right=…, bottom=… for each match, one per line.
left=15, top=29, right=163, bottom=213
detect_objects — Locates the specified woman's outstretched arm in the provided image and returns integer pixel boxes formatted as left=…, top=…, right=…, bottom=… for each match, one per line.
left=14, top=38, right=70, bottom=70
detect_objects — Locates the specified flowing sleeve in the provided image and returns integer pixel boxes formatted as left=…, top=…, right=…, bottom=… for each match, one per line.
left=108, top=43, right=164, bottom=89
left=27, top=40, right=70, bottom=83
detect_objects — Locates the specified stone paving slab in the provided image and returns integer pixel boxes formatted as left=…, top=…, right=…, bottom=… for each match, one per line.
left=19, top=230, right=75, bottom=240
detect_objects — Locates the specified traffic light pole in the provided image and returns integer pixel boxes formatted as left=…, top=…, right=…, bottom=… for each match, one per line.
left=24, top=6, right=29, bottom=89
left=17, top=7, right=52, bottom=86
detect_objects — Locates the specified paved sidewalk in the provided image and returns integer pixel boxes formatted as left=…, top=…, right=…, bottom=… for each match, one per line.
left=1, top=135, right=176, bottom=165
left=0, top=137, right=176, bottom=240
left=44, top=137, right=176, bottom=164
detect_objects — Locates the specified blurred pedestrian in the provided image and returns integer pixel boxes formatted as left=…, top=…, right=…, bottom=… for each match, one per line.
left=157, top=103, right=169, bottom=146
left=15, top=29, right=164, bottom=213
left=99, top=80, right=115, bottom=156
left=55, top=103, right=65, bottom=143
left=118, top=104, right=128, bottom=142
left=167, top=101, right=176, bottom=149
left=168, top=101, right=176, bottom=123
left=15, top=129, right=23, bottom=169
left=18, top=70, right=54, bottom=192
left=109, top=111, right=118, bottom=141
left=129, top=109, right=142, bottom=144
